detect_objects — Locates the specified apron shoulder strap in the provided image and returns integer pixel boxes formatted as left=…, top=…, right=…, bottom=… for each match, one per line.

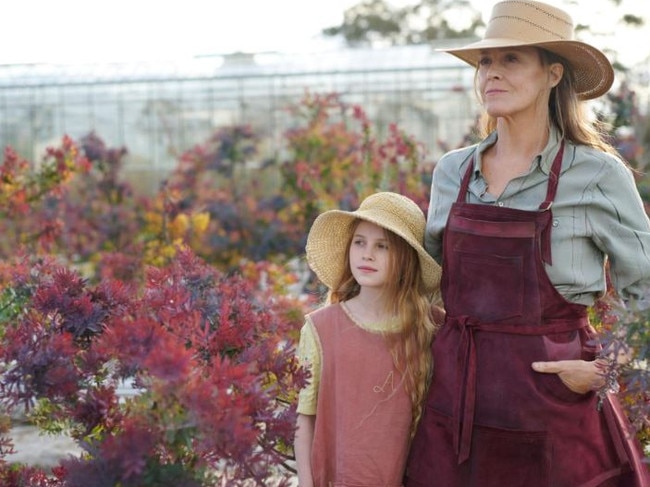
left=457, top=154, right=476, bottom=203
left=538, top=140, right=565, bottom=211
left=538, top=140, right=566, bottom=264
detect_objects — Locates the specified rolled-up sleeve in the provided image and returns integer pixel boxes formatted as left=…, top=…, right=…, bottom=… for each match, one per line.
left=296, top=317, right=321, bottom=415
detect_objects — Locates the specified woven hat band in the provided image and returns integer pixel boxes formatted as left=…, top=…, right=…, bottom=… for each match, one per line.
left=487, top=1, right=574, bottom=43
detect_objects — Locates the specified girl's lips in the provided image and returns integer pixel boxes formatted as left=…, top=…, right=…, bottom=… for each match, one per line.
left=357, top=266, right=376, bottom=272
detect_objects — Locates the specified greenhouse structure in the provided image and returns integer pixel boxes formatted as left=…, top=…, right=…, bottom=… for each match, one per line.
left=0, top=45, right=476, bottom=193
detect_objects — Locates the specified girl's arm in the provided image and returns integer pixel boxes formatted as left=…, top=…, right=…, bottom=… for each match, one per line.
left=295, top=413, right=316, bottom=487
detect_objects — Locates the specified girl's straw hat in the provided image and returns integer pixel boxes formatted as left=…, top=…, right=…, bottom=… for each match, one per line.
left=442, top=0, right=614, bottom=100
left=306, top=192, right=441, bottom=294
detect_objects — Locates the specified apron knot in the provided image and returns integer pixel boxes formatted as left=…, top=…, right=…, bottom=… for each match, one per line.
left=448, top=314, right=588, bottom=465
left=451, top=315, right=481, bottom=464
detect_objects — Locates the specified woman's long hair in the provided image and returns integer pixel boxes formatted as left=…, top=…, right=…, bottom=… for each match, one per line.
left=478, top=47, right=618, bottom=157
left=327, top=219, right=437, bottom=437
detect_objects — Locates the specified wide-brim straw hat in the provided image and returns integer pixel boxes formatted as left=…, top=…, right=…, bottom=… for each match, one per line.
left=306, top=192, right=441, bottom=294
left=442, top=0, right=614, bottom=100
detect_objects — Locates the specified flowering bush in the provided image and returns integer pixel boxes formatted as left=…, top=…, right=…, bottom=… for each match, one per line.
left=279, top=92, right=432, bottom=243
left=0, top=137, right=91, bottom=259
left=591, top=293, right=650, bottom=451
left=163, top=92, right=433, bottom=270
left=0, top=132, right=312, bottom=485
left=163, top=124, right=297, bottom=269
left=0, top=250, right=308, bottom=485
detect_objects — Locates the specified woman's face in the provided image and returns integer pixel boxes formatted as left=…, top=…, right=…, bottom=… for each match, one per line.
left=476, top=46, right=562, bottom=120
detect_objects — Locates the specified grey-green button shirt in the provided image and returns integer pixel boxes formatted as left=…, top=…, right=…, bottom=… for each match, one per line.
left=426, top=128, right=650, bottom=306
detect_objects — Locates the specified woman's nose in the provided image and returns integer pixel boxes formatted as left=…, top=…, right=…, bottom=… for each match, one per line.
left=486, top=64, right=502, bottom=79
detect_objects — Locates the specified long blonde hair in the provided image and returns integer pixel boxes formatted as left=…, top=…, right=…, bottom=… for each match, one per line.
left=478, top=47, right=618, bottom=157
left=327, top=219, right=437, bottom=437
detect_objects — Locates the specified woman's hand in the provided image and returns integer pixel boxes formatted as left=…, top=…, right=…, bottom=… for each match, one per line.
left=531, top=359, right=605, bottom=394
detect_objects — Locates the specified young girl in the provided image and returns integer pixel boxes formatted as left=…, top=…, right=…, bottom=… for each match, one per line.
left=294, top=191, right=442, bottom=487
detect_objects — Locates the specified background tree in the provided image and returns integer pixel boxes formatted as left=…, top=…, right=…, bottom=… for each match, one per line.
left=325, top=0, right=644, bottom=60
left=570, top=0, right=645, bottom=71
left=322, top=0, right=482, bottom=47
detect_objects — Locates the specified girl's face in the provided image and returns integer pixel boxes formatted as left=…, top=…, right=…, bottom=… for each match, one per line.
left=349, top=220, right=391, bottom=290
left=477, top=46, right=562, bottom=120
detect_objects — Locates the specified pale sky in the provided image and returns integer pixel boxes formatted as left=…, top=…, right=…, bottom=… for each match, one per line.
left=0, top=0, right=647, bottom=66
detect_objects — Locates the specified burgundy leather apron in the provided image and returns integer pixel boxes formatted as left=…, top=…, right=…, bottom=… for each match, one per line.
left=406, top=144, right=649, bottom=486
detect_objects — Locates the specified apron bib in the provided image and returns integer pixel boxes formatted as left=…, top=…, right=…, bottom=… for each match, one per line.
left=406, top=143, right=649, bottom=487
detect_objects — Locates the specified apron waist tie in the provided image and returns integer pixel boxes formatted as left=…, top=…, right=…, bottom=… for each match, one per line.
left=451, top=315, right=589, bottom=465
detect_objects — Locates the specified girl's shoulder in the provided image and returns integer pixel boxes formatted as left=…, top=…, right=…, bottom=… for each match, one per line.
left=306, top=302, right=345, bottom=323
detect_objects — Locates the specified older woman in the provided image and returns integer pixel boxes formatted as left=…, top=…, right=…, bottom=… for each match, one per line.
left=406, top=1, right=650, bottom=486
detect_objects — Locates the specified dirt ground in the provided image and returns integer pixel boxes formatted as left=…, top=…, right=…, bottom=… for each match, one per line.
left=6, top=423, right=80, bottom=469
left=5, top=423, right=298, bottom=485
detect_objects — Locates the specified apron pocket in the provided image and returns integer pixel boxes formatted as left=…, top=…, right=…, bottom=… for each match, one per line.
left=449, top=251, right=524, bottom=321
left=471, top=424, right=550, bottom=487
left=536, top=334, right=592, bottom=403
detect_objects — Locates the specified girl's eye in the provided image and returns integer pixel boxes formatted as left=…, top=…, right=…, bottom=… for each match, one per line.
left=353, top=239, right=364, bottom=246
left=478, top=57, right=491, bottom=66
left=505, top=54, right=518, bottom=62
left=377, top=242, right=389, bottom=250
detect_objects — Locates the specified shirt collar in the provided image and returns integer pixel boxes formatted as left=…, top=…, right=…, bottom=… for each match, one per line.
left=538, top=127, right=562, bottom=175
left=473, top=126, right=563, bottom=176
left=473, top=131, right=497, bottom=176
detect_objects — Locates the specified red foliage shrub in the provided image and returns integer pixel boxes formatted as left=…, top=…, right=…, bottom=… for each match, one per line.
left=0, top=249, right=308, bottom=485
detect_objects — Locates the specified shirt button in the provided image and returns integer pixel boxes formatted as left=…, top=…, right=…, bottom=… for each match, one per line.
left=552, top=219, right=559, bottom=227
left=497, top=201, right=504, bottom=207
